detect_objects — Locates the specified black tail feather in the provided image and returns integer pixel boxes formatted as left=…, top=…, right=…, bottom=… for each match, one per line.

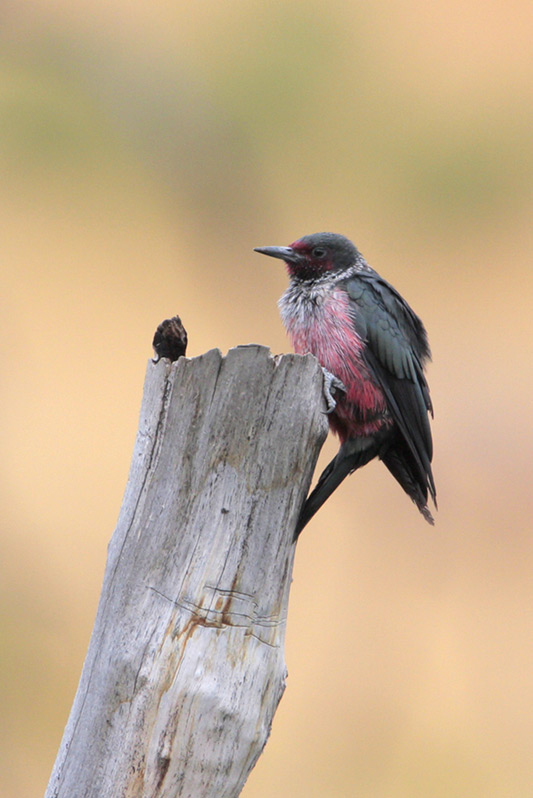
left=295, top=432, right=436, bottom=539
left=295, top=443, right=378, bottom=539
left=381, top=441, right=435, bottom=524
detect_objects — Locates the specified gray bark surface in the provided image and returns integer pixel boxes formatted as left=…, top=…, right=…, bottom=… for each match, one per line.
left=46, top=345, right=328, bottom=798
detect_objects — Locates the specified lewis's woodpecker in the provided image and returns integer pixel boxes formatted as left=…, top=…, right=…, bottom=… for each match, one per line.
left=254, top=232, right=436, bottom=535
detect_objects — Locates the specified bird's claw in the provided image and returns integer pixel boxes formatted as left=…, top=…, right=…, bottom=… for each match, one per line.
left=322, top=368, right=346, bottom=414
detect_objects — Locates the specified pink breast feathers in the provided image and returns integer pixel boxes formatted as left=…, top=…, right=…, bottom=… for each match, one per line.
left=286, top=289, right=389, bottom=441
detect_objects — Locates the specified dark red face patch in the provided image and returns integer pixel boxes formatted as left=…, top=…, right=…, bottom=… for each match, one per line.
left=288, top=238, right=335, bottom=275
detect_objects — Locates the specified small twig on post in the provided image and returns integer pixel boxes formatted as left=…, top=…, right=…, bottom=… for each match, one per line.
left=46, top=319, right=328, bottom=798
left=152, top=315, right=188, bottom=362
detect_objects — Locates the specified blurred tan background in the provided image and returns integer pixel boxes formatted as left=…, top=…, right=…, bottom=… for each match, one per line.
left=1, top=1, right=532, bottom=796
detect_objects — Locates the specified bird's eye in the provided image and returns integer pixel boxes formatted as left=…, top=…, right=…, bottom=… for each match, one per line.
left=312, top=247, right=327, bottom=258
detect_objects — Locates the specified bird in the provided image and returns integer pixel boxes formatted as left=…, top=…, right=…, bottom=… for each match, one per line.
left=254, top=232, right=436, bottom=536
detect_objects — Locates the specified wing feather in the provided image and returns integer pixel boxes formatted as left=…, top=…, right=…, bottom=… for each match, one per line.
left=345, top=274, right=436, bottom=503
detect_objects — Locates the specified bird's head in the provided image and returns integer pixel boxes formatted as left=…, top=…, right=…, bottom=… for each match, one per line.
left=254, top=232, right=359, bottom=280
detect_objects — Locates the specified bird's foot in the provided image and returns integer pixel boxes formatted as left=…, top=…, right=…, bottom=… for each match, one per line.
left=321, top=368, right=346, bottom=414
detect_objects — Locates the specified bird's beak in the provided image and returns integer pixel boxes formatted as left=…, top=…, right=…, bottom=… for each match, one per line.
left=254, top=245, right=300, bottom=264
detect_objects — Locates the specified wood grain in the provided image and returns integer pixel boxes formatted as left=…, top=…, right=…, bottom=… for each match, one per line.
left=46, top=345, right=328, bottom=798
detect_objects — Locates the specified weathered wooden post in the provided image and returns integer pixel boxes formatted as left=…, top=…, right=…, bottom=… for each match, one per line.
left=46, top=342, right=328, bottom=798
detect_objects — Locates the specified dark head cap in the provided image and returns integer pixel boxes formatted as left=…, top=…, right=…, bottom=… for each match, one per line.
left=254, top=232, right=360, bottom=279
